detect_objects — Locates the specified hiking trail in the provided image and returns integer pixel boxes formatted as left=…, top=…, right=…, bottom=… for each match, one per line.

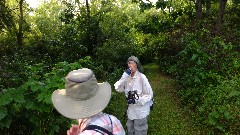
left=145, top=64, right=202, bottom=134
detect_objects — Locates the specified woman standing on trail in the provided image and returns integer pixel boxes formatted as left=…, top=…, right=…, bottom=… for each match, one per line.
left=114, top=56, right=153, bottom=135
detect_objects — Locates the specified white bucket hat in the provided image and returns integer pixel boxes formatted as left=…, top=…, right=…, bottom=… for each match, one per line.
left=52, top=68, right=111, bottom=119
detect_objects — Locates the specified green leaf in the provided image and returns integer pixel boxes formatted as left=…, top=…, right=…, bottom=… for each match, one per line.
left=25, top=101, right=34, bottom=109
left=43, top=93, right=52, bottom=104
left=0, top=116, right=12, bottom=128
left=216, top=125, right=224, bottom=131
left=190, top=54, right=197, bottom=61
left=0, top=107, right=7, bottom=120
left=208, top=117, right=216, bottom=126
left=210, top=111, right=220, bottom=119
left=53, top=125, right=60, bottom=132
left=218, top=106, right=226, bottom=113
left=0, top=93, right=13, bottom=105
left=13, top=94, right=25, bottom=103
left=51, top=76, right=61, bottom=83
left=21, top=82, right=30, bottom=90
left=37, top=92, right=46, bottom=102
left=228, top=90, right=240, bottom=98
left=31, top=82, right=39, bottom=92
left=224, top=111, right=232, bottom=120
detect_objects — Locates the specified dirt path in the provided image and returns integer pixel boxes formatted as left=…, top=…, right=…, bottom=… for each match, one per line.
left=144, top=64, right=201, bottom=135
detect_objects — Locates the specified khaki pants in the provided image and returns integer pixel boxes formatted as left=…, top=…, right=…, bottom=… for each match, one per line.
left=126, top=117, right=148, bottom=135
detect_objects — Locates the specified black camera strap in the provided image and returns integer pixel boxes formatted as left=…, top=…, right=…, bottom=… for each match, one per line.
left=82, top=115, right=113, bottom=135
left=83, top=125, right=113, bottom=135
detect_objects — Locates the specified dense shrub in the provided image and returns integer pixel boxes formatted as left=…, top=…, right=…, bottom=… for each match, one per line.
left=165, top=32, right=239, bottom=90
left=0, top=48, right=30, bottom=90
left=0, top=57, right=96, bottom=134
left=94, top=39, right=140, bottom=73
left=198, top=76, right=240, bottom=133
left=158, top=29, right=240, bottom=133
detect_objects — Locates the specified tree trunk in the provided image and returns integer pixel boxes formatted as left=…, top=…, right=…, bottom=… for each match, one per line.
left=17, top=0, right=23, bottom=46
left=196, top=0, right=203, bottom=20
left=86, top=0, right=90, bottom=20
left=215, top=0, right=227, bottom=35
left=206, top=0, right=211, bottom=14
left=85, top=0, right=92, bottom=54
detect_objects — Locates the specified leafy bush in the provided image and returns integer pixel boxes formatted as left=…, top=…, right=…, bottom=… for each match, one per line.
left=95, top=39, right=140, bottom=73
left=0, top=48, right=30, bottom=89
left=0, top=57, right=94, bottom=134
left=198, top=76, right=240, bottom=133
left=166, top=31, right=239, bottom=88
left=158, top=30, right=240, bottom=133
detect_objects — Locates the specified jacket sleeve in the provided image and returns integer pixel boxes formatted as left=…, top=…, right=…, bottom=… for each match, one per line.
left=114, top=72, right=129, bottom=92
left=137, top=74, right=153, bottom=106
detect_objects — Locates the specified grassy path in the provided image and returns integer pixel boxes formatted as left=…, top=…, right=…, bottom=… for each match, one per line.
left=144, top=64, right=201, bottom=135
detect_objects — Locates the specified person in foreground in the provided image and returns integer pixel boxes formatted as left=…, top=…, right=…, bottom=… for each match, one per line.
left=114, top=56, right=153, bottom=135
left=52, top=68, right=125, bottom=135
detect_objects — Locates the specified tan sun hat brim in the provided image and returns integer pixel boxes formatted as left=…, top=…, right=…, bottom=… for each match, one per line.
left=52, top=82, right=111, bottom=119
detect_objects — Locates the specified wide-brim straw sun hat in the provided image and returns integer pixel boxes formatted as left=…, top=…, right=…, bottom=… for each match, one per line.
left=52, top=68, right=111, bottom=119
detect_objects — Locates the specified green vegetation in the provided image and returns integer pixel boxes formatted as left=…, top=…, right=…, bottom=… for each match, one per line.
left=144, top=64, right=203, bottom=134
left=1, top=0, right=240, bottom=134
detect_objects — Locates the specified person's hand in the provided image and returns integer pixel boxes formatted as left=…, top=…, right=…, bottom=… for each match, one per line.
left=125, top=68, right=131, bottom=75
left=127, top=98, right=135, bottom=104
left=67, top=124, right=80, bottom=135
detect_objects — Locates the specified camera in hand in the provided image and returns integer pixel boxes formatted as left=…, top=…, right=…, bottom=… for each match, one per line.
left=127, top=90, right=139, bottom=100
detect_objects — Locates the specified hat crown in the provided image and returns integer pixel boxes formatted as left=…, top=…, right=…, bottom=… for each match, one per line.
left=128, top=56, right=140, bottom=65
left=51, top=68, right=112, bottom=119
left=65, top=68, right=99, bottom=100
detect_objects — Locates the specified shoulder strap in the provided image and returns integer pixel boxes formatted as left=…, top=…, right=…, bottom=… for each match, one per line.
left=83, top=125, right=113, bottom=135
